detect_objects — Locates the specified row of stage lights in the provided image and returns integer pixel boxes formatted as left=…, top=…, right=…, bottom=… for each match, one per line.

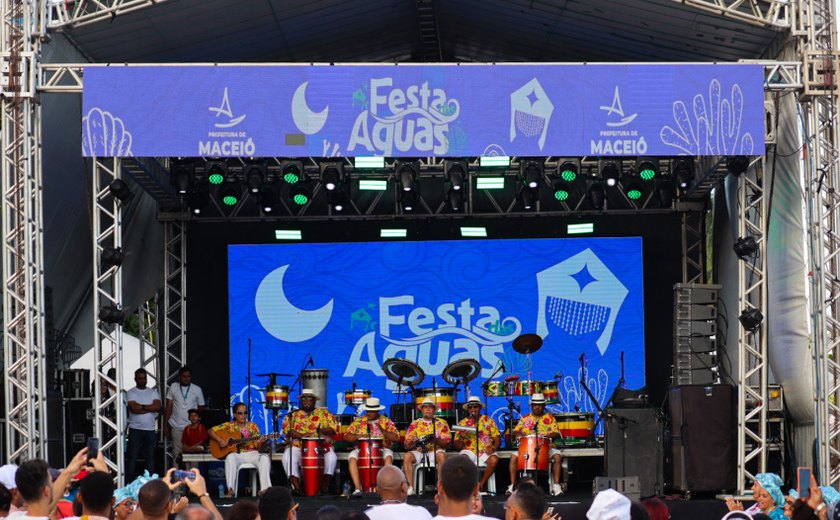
left=169, top=155, right=752, bottom=215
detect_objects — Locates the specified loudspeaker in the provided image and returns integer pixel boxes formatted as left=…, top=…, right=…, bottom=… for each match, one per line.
left=669, top=384, right=735, bottom=492
left=604, top=407, right=663, bottom=498
left=65, top=398, right=94, bottom=453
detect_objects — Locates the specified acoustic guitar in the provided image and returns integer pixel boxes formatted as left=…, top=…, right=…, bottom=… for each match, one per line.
left=209, top=430, right=281, bottom=460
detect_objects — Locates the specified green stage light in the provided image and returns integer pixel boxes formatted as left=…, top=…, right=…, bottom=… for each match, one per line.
left=208, top=172, right=224, bottom=185
left=559, top=161, right=578, bottom=182
left=284, top=170, right=300, bottom=184
left=281, top=161, right=304, bottom=185
left=292, top=188, right=310, bottom=205
left=219, top=183, right=240, bottom=206
left=637, top=158, right=657, bottom=181
left=206, top=160, right=227, bottom=185
left=627, top=187, right=642, bottom=200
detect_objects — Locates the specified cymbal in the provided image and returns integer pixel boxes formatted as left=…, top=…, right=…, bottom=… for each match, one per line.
left=442, top=359, right=481, bottom=385
left=512, top=333, right=543, bottom=354
left=382, top=358, right=425, bottom=387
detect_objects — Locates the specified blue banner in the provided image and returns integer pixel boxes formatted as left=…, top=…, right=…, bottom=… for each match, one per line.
left=82, top=64, right=764, bottom=158
left=227, top=237, right=645, bottom=433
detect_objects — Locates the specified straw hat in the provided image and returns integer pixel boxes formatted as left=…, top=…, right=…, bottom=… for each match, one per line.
left=419, top=397, right=437, bottom=408
left=462, top=396, right=484, bottom=410
left=299, top=388, right=319, bottom=400
left=530, top=393, right=547, bottom=405
left=361, top=397, right=385, bottom=411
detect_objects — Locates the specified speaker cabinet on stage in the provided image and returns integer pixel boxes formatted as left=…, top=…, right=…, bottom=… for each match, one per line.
left=604, top=407, right=663, bottom=498
left=65, top=398, right=94, bottom=453
left=669, top=384, right=735, bottom=492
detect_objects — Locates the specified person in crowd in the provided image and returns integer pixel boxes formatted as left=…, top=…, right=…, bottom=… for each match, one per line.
left=641, top=497, right=669, bottom=520
left=0, top=484, right=10, bottom=518
left=208, top=403, right=272, bottom=496
left=404, top=398, right=452, bottom=496
left=176, top=468, right=223, bottom=520
left=721, top=513, right=753, bottom=520
left=315, top=505, right=341, bottom=520
left=137, top=480, right=173, bottom=520
left=726, top=473, right=784, bottom=516
left=228, top=501, right=260, bottom=520
left=364, top=465, right=432, bottom=520
left=164, top=366, right=206, bottom=465
left=587, top=489, right=631, bottom=520
left=182, top=409, right=209, bottom=462
left=507, top=393, right=563, bottom=496
left=340, top=513, right=370, bottom=520
left=126, top=368, right=162, bottom=480
left=453, top=396, right=501, bottom=495
left=281, top=389, right=339, bottom=495
left=630, top=502, right=651, bottom=520
left=258, top=486, right=298, bottom=520
left=432, top=455, right=495, bottom=520
left=0, top=465, right=22, bottom=514
left=112, top=490, right=135, bottom=520
left=65, top=472, right=114, bottom=520
left=504, top=481, right=547, bottom=520
left=788, top=483, right=840, bottom=518
left=344, top=397, right=400, bottom=497
left=13, top=459, right=56, bottom=520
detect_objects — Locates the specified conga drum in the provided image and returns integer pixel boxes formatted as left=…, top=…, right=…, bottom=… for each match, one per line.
left=357, top=438, right=383, bottom=493
left=517, top=435, right=550, bottom=472
left=265, top=385, right=289, bottom=410
left=344, top=389, right=371, bottom=407
left=516, top=380, right=542, bottom=396
left=542, top=381, right=559, bottom=404
left=414, top=388, right=455, bottom=419
left=554, top=413, right=595, bottom=444
left=483, top=381, right=505, bottom=397
left=301, top=438, right=323, bottom=497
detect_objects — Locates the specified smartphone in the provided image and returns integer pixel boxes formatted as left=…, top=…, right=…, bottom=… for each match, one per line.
left=172, top=470, right=196, bottom=482
left=546, top=506, right=555, bottom=516
left=797, top=467, right=811, bottom=499
left=86, top=437, right=99, bottom=462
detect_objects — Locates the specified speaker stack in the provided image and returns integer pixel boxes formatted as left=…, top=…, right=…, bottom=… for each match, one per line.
left=604, top=407, right=664, bottom=498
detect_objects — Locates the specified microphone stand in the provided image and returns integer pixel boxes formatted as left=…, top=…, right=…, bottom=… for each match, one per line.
left=287, top=412, right=295, bottom=491
left=429, top=414, right=437, bottom=491
left=533, top=419, right=542, bottom=487
left=247, top=338, right=252, bottom=420
left=473, top=416, right=480, bottom=482
left=366, top=419, right=373, bottom=493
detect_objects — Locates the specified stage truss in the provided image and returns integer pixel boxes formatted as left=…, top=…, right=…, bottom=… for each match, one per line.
left=0, top=0, right=837, bottom=492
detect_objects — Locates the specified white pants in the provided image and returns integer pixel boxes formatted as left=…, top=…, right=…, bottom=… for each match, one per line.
left=406, top=449, right=445, bottom=467
left=170, top=426, right=184, bottom=461
left=459, top=449, right=498, bottom=467
left=281, top=446, right=337, bottom=477
left=348, top=448, right=394, bottom=460
left=224, top=451, right=272, bottom=492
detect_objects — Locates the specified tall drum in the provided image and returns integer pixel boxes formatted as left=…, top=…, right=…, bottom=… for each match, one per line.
left=301, top=369, right=329, bottom=404
left=414, top=388, right=455, bottom=419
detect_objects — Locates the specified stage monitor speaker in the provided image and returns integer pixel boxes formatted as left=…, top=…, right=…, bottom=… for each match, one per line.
left=604, top=407, right=663, bottom=498
left=389, top=403, right=413, bottom=425
left=65, top=398, right=94, bottom=453
left=669, top=384, right=735, bottom=492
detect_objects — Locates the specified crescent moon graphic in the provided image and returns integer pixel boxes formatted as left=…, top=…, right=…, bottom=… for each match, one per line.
left=254, top=265, right=334, bottom=343
left=291, top=82, right=329, bottom=135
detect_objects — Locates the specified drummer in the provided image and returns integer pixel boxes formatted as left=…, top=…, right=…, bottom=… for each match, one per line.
left=507, top=393, right=564, bottom=497
left=280, top=388, right=339, bottom=495
left=403, top=397, right=452, bottom=496
left=344, top=397, right=400, bottom=497
left=453, top=396, right=501, bottom=494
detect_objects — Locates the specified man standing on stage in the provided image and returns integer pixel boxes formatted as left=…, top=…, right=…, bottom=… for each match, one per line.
left=403, top=398, right=451, bottom=496
left=164, top=366, right=206, bottom=465
left=126, top=368, right=162, bottom=480
left=208, top=402, right=272, bottom=496
left=507, top=393, right=563, bottom=496
left=453, top=396, right=501, bottom=494
left=344, top=397, right=400, bottom=497
left=280, top=389, right=338, bottom=495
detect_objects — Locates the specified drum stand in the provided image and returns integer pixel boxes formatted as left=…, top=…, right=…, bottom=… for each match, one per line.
left=579, top=353, right=605, bottom=446
left=502, top=397, right=520, bottom=449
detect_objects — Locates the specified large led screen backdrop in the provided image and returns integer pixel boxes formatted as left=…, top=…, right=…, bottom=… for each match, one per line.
left=228, top=237, right=644, bottom=430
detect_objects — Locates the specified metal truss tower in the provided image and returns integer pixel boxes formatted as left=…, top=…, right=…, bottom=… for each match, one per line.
left=1, top=0, right=47, bottom=463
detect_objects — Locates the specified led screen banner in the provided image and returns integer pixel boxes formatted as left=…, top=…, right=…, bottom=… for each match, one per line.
left=83, top=64, right=764, bottom=158
left=228, top=237, right=645, bottom=431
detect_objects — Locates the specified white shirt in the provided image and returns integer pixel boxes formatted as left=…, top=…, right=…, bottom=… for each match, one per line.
left=126, top=387, right=160, bottom=431
left=366, top=503, right=433, bottom=520
left=432, top=515, right=496, bottom=520
left=166, top=382, right=205, bottom=428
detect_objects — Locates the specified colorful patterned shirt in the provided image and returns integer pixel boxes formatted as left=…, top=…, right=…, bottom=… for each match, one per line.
left=455, top=415, right=500, bottom=452
left=406, top=417, right=451, bottom=448
left=346, top=415, right=399, bottom=448
left=211, top=421, right=262, bottom=451
left=513, top=413, right=561, bottom=437
left=282, top=408, right=339, bottom=446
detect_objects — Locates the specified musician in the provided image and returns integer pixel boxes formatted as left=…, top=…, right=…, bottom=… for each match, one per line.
left=344, top=397, right=400, bottom=497
left=403, top=397, right=451, bottom=496
left=452, top=396, right=501, bottom=493
left=507, top=393, right=563, bottom=496
left=280, top=388, right=338, bottom=495
left=207, top=402, right=272, bottom=496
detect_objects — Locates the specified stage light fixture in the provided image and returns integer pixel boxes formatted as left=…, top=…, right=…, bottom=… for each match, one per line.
left=320, top=162, right=345, bottom=191
left=445, top=160, right=468, bottom=191
left=396, top=161, right=419, bottom=192
left=636, top=158, right=658, bottom=181
left=170, top=160, right=193, bottom=195
left=100, top=246, right=124, bottom=269
left=447, top=188, right=463, bottom=212
left=109, top=179, right=132, bottom=202
left=520, top=160, right=543, bottom=189
left=739, top=308, right=763, bottom=332
left=558, top=160, right=579, bottom=182
left=518, top=187, right=538, bottom=210
left=672, top=158, right=694, bottom=190
left=244, top=161, right=267, bottom=194
left=355, top=156, right=385, bottom=169
left=733, top=236, right=759, bottom=259
left=281, top=160, right=304, bottom=185
left=624, top=179, right=643, bottom=201
left=206, top=160, right=227, bottom=185
left=400, top=190, right=417, bottom=212
left=98, top=305, right=124, bottom=325
left=727, top=156, right=750, bottom=176
left=588, top=181, right=605, bottom=210
left=550, top=177, right=571, bottom=201
left=330, top=190, right=349, bottom=212
left=599, top=159, right=621, bottom=187
left=656, top=177, right=675, bottom=207
left=480, top=156, right=510, bottom=167
left=219, top=182, right=240, bottom=206
left=291, top=185, right=311, bottom=206
left=187, top=190, right=208, bottom=215
left=260, top=186, right=278, bottom=213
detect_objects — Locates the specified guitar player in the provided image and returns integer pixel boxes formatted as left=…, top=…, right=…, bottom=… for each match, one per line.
left=208, top=402, right=273, bottom=496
